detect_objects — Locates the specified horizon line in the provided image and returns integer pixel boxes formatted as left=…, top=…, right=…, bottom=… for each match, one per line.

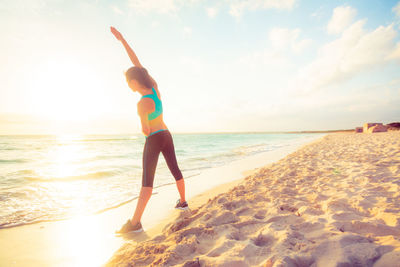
left=0, top=129, right=354, bottom=136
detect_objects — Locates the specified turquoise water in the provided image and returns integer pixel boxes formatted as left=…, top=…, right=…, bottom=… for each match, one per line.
left=0, top=133, right=322, bottom=228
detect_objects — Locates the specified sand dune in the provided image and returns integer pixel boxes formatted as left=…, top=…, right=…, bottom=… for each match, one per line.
left=107, top=132, right=400, bottom=267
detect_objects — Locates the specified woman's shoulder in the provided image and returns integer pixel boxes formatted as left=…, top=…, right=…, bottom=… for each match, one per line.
left=138, top=97, right=154, bottom=108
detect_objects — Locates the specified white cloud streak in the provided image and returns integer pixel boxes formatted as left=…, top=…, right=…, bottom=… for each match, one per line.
left=269, top=27, right=312, bottom=53
left=128, top=0, right=186, bottom=14
left=393, top=1, right=400, bottom=17
left=293, top=18, right=399, bottom=95
left=327, top=5, right=357, bottom=34
left=228, top=0, right=296, bottom=18
left=236, top=27, right=312, bottom=74
left=389, top=42, right=400, bottom=60
left=126, top=0, right=297, bottom=18
left=112, top=5, right=124, bottom=14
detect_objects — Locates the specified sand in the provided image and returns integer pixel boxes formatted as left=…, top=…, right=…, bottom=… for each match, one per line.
left=0, top=134, right=321, bottom=267
left=106, top=131, right=400, bottom=267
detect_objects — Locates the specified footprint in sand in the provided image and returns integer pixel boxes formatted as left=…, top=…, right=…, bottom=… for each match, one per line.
left=171, top=235, right=198, bottom=257
left=333, top=221, right=400, bottom=236
left=206, top=240, right=236, bottom=257
left=226, top=230, right=247, bottom=241
left=279, top=204, right=298, bottom=213
left=251, top=232, right=273, bottom=247
left=235, top=207, right=252, bottom=216
left=206, top=211, right=239, bottom=228
left=253, top=209, right=267, bottom=219
left=332, top=212, right=363, bottom=221
left=374, top=250, right=400, bottom=267
left=222, top=199, right=249, bottom=211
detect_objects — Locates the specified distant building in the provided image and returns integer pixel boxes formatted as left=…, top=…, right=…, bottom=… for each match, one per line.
left=363, top=123, right=387, bottom=133
left=387, top=122, right=400, bottom=131
left=368, top=124, right=388, bottom=133
left=364, top=123, right=381, bottom=133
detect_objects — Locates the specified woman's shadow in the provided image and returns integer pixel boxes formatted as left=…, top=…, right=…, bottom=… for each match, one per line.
left=116, top=208, right=192, bottom=242
left=115, top=230, right=151, bottom=242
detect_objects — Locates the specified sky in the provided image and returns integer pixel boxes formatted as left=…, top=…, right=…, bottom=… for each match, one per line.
left=1, top=0, right=400, bottom=134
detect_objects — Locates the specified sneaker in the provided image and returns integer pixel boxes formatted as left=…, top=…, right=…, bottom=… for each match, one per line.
left=175, top=199, right=189, bottom=210
left=116, top=219, right=143, bottom=234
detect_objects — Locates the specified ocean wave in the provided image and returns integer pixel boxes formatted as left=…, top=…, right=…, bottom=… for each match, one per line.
left=0, top=171, right=204, bottom=229
left=232, top=143, right=269, bottom=155
left=0, top=159, right=27, bottom=164
left=14, top=169, right=36, bottom=175
left=24, top=170, right=118, bottom=182
left=0, top=147, right=20, bottom=151
left=0, top=133, right=318, bottom=229
left=0, top=215, right=68, bottom=229
left=78, top=136, right=139, bottom=142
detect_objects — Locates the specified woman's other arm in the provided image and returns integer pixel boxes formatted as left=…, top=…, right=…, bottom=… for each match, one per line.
left=137, top=99, right=153, bottom=136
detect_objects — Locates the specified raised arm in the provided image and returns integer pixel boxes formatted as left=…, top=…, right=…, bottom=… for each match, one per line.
left=110, top=26, right=158, bottom=89
left=110, top=26, right=143, bottom=68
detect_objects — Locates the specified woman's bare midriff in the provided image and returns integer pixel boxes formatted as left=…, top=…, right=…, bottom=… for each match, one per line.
left=148, top=115, right=167, bottom=134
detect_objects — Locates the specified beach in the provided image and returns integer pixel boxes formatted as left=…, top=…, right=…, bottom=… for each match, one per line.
left=2, top=1, right=400, bottom=266
left=106, top=131, right=400, bottom=267
left=0, top=134, right=322, bottom=267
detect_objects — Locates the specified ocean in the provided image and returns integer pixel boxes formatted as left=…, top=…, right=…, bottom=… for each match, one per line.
left=0, top=133, right=322, bottom=229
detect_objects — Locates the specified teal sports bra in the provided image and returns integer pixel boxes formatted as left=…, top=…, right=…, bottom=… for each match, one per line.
left=141, top=88, right=163, bottom=121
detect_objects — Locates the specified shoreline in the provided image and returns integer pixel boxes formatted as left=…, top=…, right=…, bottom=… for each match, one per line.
left=106, top=131, right=400, bottom=267
left=142, top=134, right=326, bottom=237
left=0, top=134, right=324, bottom=267
left=0, top=133, right=318, bottom=231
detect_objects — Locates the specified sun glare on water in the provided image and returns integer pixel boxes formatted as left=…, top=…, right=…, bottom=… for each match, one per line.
left=44, top=134, right=85, bottom=179
left=39, top=134, right=125, bottom=266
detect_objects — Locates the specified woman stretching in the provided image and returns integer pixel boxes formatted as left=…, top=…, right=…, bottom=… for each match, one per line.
left=111, top=26, right=188, bottom=234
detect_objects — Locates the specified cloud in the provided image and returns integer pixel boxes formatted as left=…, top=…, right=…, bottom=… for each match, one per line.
left=126, top=0, right=296, bottom=17
left=293, top=19, right=399, bottom=95
left=393, top=1, right=400, bottom=17
left=0, top=0, right=46, bottom=15
left=269, top=27, right=312, bottom=53
left=327, top=5, right=357, bottom=34
left=206, top=7, right=218, bottom=18
left=238, top=49, right=292, bottom=70
left=310, top=6, right=323, bottom=19
left=228, top=0, right=296, bottom=18
left=127, top=0, right=204, bottom=15
left=128, top=0, right=184, bottom=14
left=232, top=27, right=312, bottom=98
left=389, top=42, right=400, bottom=59
left=112, top=5, right=124, bottom=14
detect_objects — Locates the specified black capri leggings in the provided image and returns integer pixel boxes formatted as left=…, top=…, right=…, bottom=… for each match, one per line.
left=142, top=130, right=183, bottom=187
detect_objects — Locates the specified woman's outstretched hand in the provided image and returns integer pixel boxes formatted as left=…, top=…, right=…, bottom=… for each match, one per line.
left=110, top=26, right=144, bottom=68
left=110, top=26, right=123, bottom=41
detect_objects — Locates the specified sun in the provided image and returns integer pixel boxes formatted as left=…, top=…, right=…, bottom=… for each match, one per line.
left=28, top=54, right=104, bottom=126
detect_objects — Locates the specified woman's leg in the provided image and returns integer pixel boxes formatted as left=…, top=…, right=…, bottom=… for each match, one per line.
left=131, top=135, right=161, bottom=225
left=131, top=186, right=152, bottom=225
left=175, top=178, right=186, bottom=203
left=161, top=131, right=185, bottom=202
